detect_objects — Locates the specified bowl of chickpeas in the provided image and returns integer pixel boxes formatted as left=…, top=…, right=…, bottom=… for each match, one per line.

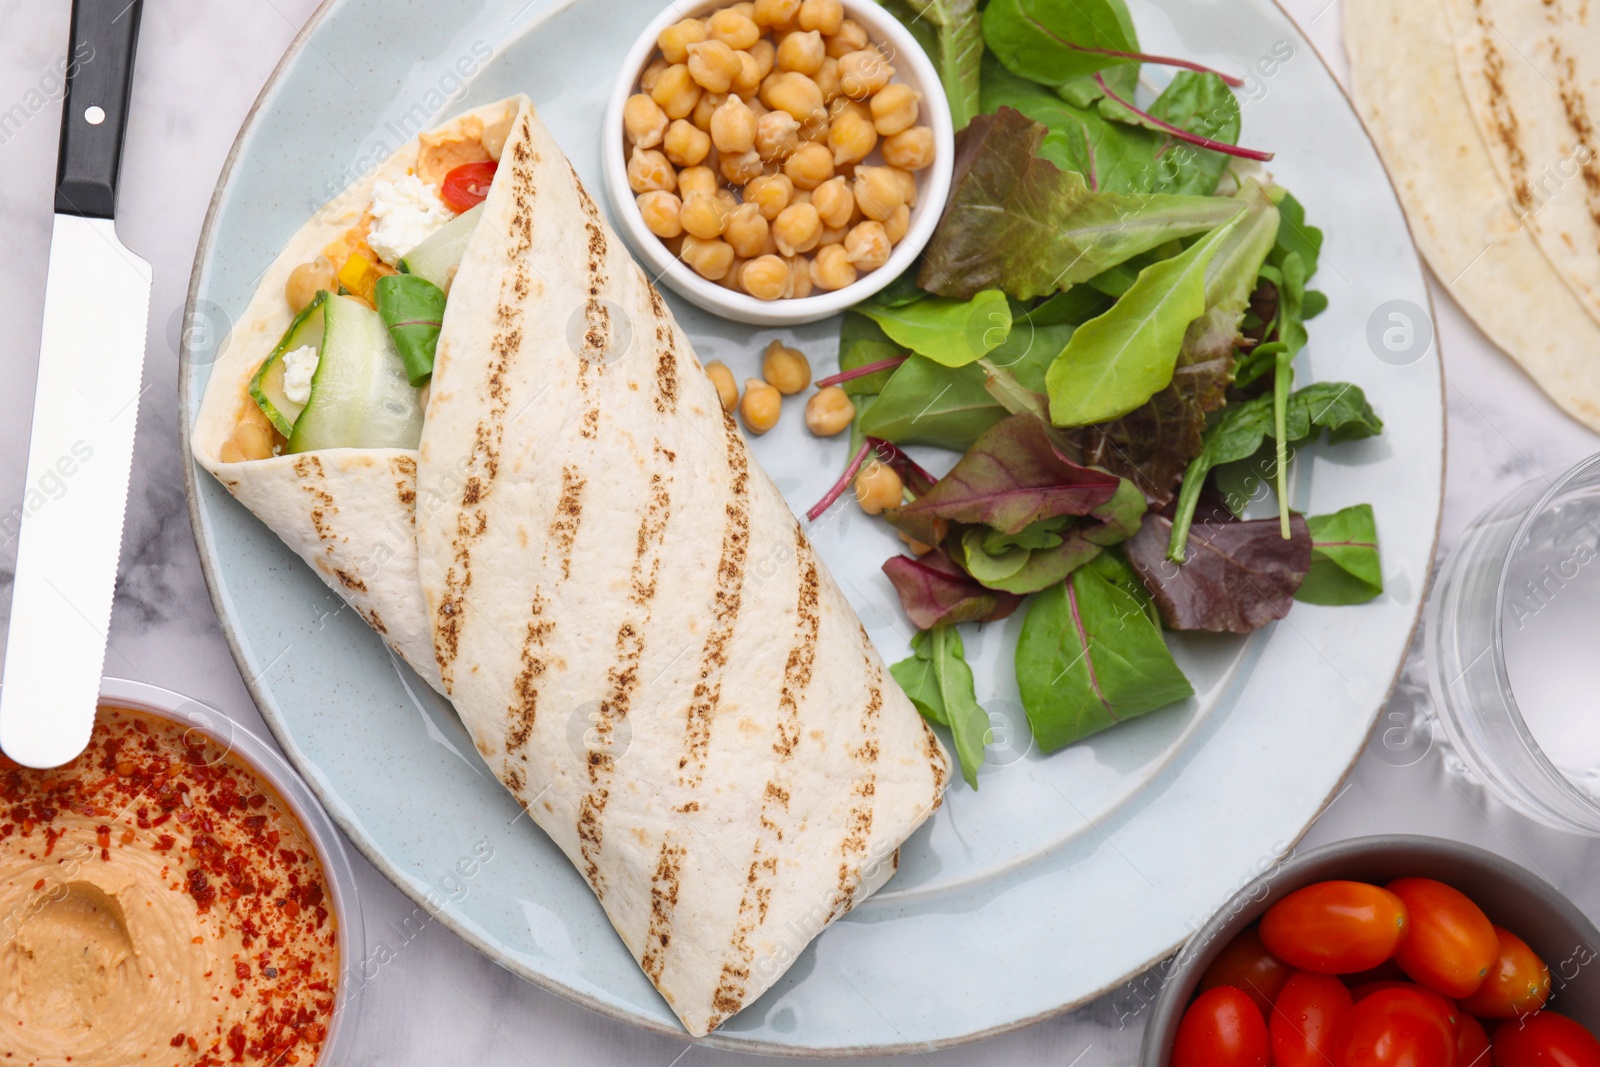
left=603, top=0, right=954, bottom=325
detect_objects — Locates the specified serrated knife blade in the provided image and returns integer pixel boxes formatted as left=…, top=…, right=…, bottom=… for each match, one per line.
left=0, top=0, right=148, bottom=768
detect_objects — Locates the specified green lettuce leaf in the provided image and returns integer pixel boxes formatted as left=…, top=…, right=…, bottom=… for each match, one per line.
left=374, top=274, right=446, bottom=386
left=981, top=0, right=1138, bottom=88
left=891, top=625, right=990, bottom=789
left=858, top=289, right=1012, bottom=367
left=1296, top=504, right=1383, bottom=605
left=882, top=0, right=984, bottom=129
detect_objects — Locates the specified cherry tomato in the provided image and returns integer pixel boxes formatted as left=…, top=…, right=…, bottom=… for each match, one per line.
left=1492, top=1012, right=1600, bottom=1067
left=1270, top=971, right=1353, bottom=1067
left=1349, top=980, right=1462, bottom=1029
left=1346, top=961, right=1413, bottom=987
left=1458, top=1014, right=1491, bottom=1067
left=1200, top=925, right=1293, bottom=1018
left=1260, top=881, right=1410, bottom=974
left=1172, top=986, right=1270, bottom=1067
left=1338, top=986, right=1459, bottom=1067
left=1387, top=878, right=1500, bottom=1000
left=440, top=161, right=498, bottom=212
left=1460, top=929, right=1551, bottom=1020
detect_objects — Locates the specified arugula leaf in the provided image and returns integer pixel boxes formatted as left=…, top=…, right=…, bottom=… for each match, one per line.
left=858, top=356, right=1006, bottom=451
left=374, top=274, right=446, bottom=386
left=1296, top=504, right=1383, bottom=605
left=858, top=289, right=1012, bottom=367
left=898, top=414, right=1123, bottom=534
left=981, top=0, right=1138, bottom=89
left=882, top=0, right=984, bottom=130
left=1167, top=382, right=1383, bottom=560
left=919, top=109, right=1243, bottom=300
left=1015, top=562, right=1193, bottom=751
left=883, top=550, right=1024, bottom=629
left=891, top=625, right=990, bottom=788
left=1046, top=217, right=1238, bottom=426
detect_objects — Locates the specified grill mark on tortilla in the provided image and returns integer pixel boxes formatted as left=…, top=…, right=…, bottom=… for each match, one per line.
left=706, top=534, right=821, bottom=1023
left=640, top=838, right=686, bottom=984
left=438, top=113, right=536, bottom=684
left=1474, top=13, right=1535, bottom=210
left=506, top=590, right=553, bottom=756
left=391, top=455, right=417, bottom=507
left=647, top=286, right=679, bottom=415
left=1552, top=43, right=1600, bottom=243
left=549, top=466, right=586, bottom=582
left=333, top=569, right=366, bottom=592
left=677, top=413, right=751, bottom=786
left=576, top=449, right=675, bottom=897
left=292, top=455, right=338, bottom=544
left=831, top=657, right=883, bottom=920
left=364, top=609, right=386, bottom=635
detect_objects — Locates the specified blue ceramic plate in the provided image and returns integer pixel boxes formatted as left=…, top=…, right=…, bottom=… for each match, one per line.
left=181, top=0, right=1443, bottom=1053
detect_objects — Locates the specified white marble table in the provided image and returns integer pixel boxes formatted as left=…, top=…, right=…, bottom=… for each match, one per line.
left=1, top=1, right=1597, bottom=1063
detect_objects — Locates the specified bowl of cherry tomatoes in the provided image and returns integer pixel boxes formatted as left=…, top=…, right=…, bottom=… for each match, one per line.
left=1141, top=835, right=1600, bottom=1067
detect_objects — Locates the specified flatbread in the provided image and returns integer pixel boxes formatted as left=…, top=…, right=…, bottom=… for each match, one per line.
left=1345, top=0, right=1600, bottom=431
left=414, top=102, right=949, bottom=1036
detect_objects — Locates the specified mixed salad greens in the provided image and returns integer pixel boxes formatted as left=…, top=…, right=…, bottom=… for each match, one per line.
left=818, top=0, right=1385, bottom=787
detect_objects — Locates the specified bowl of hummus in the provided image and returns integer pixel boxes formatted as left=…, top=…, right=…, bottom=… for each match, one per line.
left=0, top=678, right=365, bottom=1066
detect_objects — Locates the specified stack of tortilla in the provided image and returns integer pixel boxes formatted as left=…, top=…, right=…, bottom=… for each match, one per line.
left=192, top=95, right=949, bottom=1036
left=1345, top=0, right=1600, bottom=431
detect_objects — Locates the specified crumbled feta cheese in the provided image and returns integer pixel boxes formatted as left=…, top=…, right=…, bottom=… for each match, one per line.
left=367, top=174, right=452, bottom=266
left=282, top=345, right=320, bottom=405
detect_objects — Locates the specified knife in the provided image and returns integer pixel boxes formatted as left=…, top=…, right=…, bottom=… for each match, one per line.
left=0, top=0, right=149, bottom=768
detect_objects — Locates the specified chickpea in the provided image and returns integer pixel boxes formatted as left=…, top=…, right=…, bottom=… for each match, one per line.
left=732, top=51, right=764, bottom=97
left=285, top=255, right=335, bottom=313
left=710, top=95, right=757, bottom=154
left=790, top=188, right=813, bottom=206
left=870, top=84, right=920, bottom=137
left=740, top=378, right=783, bottom=434
left=705, top=360, right=739, bottom=413
left=882, top=125, right=935, bottom=170
left=715, top=186, right=741, bottom=213
left=680, top=235, right=737, bottom=281
left=762, top=339, right=812, bottom=393
left=814, top=56, right=841, bottom=101
left=805, top=385, right=853, bottom=436
left=709, top=8, right=760, bottom=49
left=741, top=254, right=791, bottom=300
left=854, top=460, right=904, bottom=514
left=777, top=30, right=825, bottom=76
left=753, top=0, right=801, bottom=27
left=651, top=63, right=702, bottom=120
left=783, top=140, right=835, bottom=189
left=725, top=203, right=771, bottom=258
left=637, top=190, right=684, bottom=238
left=640, top=56, right=669, bottom=93
left=853, top=165, right=904, bottom=221
left=216, top=440, right=247, bottom=464
left=628, top=146, right=677, bottom=194
left=786, top=256, right=815, bottom=297
left=798, top=0, right=844, bottom=35
left=837, top=49, right=893, bottom=99
left=663, top=119, right=712, bottom=166
left=773, top=201, right=823, bottom=256
left=811, top=175, right=854, bottom=229
left=828, top=104, right=877, bottom=165
left=692, top=89, right=724, bottom=131
left=825, top=19, right=869, bottom=58
left=624, top=93, right=670, bottom=148
left=658, top=18, right=707, bottom=63
left=230, top=418, right=275, bottom=461
left=687, top=40, right=742, bottom=94
left=897, top=527, right=934, bottom=556
left=844, top=220, right=891, bottom=271
left=677, top=164, right=718, bottom=200
left=729, top=1, right=756, bottom=18
left=761, top=71, right=825, bottom=124
left=755, top=109, right=801, bottom=161
left=887, top=165, right=918, bottom=207
left=818, top=223, right=848, bottom=247
left=749, top=37, right=777, bottom=78
left=718, top=147, right=765, bottom=185
left=885, top=202, right=912, bottom=245
left=810, top=243, right=857, bottom=290
left=745, top=173, right=794, bottom=219
left=719, top=258, right=748, bottom=291
left=680, top=192, right=730, bottom=239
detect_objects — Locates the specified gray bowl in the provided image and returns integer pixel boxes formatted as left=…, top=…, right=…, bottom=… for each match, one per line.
left=1139, top=835, right=1600, bottom=1066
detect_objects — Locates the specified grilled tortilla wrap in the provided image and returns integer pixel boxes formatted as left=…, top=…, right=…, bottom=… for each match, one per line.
left=1345, top=0, right=1600, bottom=432
left=415, top=102, right=949, bottom=1036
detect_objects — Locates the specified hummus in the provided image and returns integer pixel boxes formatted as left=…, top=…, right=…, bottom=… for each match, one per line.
left=1, top=707, right=338, bottom=1066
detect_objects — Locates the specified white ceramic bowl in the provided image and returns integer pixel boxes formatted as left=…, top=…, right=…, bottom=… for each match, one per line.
left=602, top=0, right=956, bottom=326
left=96, top=678, right=366, bottom=1065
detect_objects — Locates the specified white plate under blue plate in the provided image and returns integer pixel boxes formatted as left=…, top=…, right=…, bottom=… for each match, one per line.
left=180, top=0, right=1443, bottom=1053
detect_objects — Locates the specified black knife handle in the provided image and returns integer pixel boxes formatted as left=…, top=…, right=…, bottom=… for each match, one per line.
left=55, top=0, right=144, bottom=218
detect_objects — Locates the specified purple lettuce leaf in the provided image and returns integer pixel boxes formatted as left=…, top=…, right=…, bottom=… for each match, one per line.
left=882, top=550, right=1024, bottom=630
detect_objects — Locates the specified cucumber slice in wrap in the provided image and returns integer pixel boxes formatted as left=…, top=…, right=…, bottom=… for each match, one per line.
left=249, top=293, right=327, bottom=436
left=287, top=294, right=425, bottom=453
left=399, top=202, right=482, bottom=291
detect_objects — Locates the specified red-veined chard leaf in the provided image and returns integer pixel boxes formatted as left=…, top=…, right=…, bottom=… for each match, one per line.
left=858, top=356, right=1007, bottom=452
left=881, top=0, right=984, bottom=129
left=375, top=274, right=446, bottom=386
left=882, top=550, right=1023, bottom=629
left=1296, top=504, right=1383, bottom=605
left=980, top=0, right=1139, bottom=89
left=1015, top=551, right=1193, bottom=751
left=918, top=108, right=1243, bottom=301
left=858, top=289, right=1012, bottom=368
left=890, top=625, right=990, bottom=788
